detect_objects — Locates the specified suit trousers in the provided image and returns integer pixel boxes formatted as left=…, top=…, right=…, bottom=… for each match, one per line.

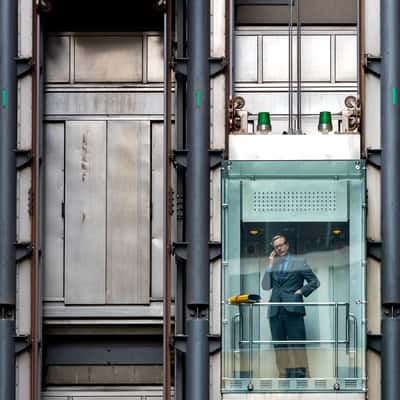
left=269, top=308, right=309, bottom=378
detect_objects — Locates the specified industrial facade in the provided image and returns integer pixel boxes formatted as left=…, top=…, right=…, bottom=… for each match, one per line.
left=0, top=1, right=394, bottom=400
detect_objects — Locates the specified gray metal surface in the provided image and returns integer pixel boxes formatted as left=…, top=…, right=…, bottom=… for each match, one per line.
left=45, top=36, right=70, bottom=83
left=381, top=1, right=400, bottom=399
left=43, top=123, right=65, bottom=300
left=229, top=134, right=361, bottom=160
left=65, top=121, right=107, bottom=304
left=106, top=121, right=150, bottom=304
left=74, top=36, right=143, bottom=83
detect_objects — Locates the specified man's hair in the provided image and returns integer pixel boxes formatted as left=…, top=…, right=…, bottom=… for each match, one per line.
left=271, top=234, right=288, bottom=246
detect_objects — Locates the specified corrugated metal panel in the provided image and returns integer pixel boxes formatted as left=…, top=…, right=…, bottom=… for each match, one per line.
left=107, top=121, right=151, bottom=304
left=65, top=121, right=106, bottom=304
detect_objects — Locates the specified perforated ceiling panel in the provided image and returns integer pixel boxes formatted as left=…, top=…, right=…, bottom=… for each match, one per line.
left=242, top=180, right=348, bottom=222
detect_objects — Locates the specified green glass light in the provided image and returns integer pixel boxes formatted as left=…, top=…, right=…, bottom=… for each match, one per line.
left=257, top=112, right=272, bottom=133
left=318, top=111, right=333, bottom=133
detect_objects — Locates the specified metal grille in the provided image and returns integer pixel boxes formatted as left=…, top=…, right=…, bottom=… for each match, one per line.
left=252, top=191, right=337, bottom=213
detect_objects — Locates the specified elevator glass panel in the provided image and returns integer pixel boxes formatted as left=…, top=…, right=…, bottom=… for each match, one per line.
left=221, top=160, right=366, bottom=393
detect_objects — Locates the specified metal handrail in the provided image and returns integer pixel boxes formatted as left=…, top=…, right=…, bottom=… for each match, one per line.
left=228, top=301, right=359, bottom=385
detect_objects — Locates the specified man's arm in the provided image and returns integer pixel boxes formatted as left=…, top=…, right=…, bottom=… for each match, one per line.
left=261, top=251, right=275, bottom=290
left=298, top=261, right=320, bottom=297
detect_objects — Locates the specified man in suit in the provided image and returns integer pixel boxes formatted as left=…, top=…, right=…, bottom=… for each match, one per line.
left=262, top=234, right=320, bottom=379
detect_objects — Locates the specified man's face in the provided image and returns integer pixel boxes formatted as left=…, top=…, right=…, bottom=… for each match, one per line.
left=273, top=237, right=289, bottom=257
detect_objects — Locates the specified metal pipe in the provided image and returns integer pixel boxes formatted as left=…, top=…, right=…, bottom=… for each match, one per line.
left=288, top=1, right=293, bottom=133
left=381, top=1, right=400, bottom=399
left=163, top=0, right=172, bottom=398
left=31, top=3, right=41, bottom=399
left=358, top=0, right=365, bottom=156
left=0, top=0, right=17, bottom=398
left=296, top=0, right=302, bottom=133
left=174, top=0, right=186, bottom=398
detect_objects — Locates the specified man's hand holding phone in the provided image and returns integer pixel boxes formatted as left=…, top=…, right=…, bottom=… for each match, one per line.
left=268, top=250, right=276, bottom=267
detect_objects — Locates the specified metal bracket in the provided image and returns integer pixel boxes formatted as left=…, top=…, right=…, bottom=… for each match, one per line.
left=367, top=239, right=382, bottom=262
left=209, top=57, right=226, bottom=78
left=15, top=335, right=32, bottom=355
left=16, top=149, right=33, bottom=171
left=173, top=241, right=222, bottom=262
left=366, top=148, right=381, bottom=169
left=173, top=334, right=221, bottom=354
left=173, top=57, right=226, bottom=79
left=172, top=149, right=224, bottom=170
left=364, top=54, right=381, bottom=78
left=16, top=57, right=33, bottom=79
left=15, top=242, right=33, bottom=263
left=367, top=334, right=381, bottom=354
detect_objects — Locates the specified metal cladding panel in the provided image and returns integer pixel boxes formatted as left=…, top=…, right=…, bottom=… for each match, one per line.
left=75, top=36, right=143, bottom=82
left=151, top=123, right=164, bottom=299
left=45, top=36, right=70, bottom=83
left=147, top=36, right=164, bottom=82
left=242, top=179, right=348, bottom=222
left=336, top=35, right=357, bottom=82
left=44, top=123, right=65, bottom=300
left=300, top=35, right=331, bottom=82
left=235, top=35, right=258, bottom=82
left=45, top=92, right=165, bottom=116
left=65, top=121, right=106, bottom=304
left=106, top=121, right=150, bottom=304
left=263, top=35, right=292, bottom=82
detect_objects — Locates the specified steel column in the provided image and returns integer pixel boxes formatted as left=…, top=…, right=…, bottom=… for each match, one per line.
left=186, top=0, right=210, bottom=308
left=381, top=1, right=400, bottom=400
left=185, top=0, right=211, bottom=399
left=0, top=1, right=17, bottom=398
left=186, top=319, right=209, bottom=400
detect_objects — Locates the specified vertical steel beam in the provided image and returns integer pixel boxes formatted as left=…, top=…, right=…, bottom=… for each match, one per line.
left=186, top=0, right=210, bottom=308
left=0, top=1, right=17, bottom=399
left=185, top=0, right=210, bottom=399
left=381, top=1, right=400, bottom=400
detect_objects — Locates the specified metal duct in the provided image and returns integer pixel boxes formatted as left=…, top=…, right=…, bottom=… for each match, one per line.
left=381, top=1, right=400, bottom=400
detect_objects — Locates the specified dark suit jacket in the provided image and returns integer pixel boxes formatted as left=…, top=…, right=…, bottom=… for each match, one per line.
left=261, top=255, right=320, bottom=318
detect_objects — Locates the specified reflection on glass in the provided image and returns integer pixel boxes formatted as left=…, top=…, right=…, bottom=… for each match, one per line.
left=221, top=161, right=366, bottom=392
